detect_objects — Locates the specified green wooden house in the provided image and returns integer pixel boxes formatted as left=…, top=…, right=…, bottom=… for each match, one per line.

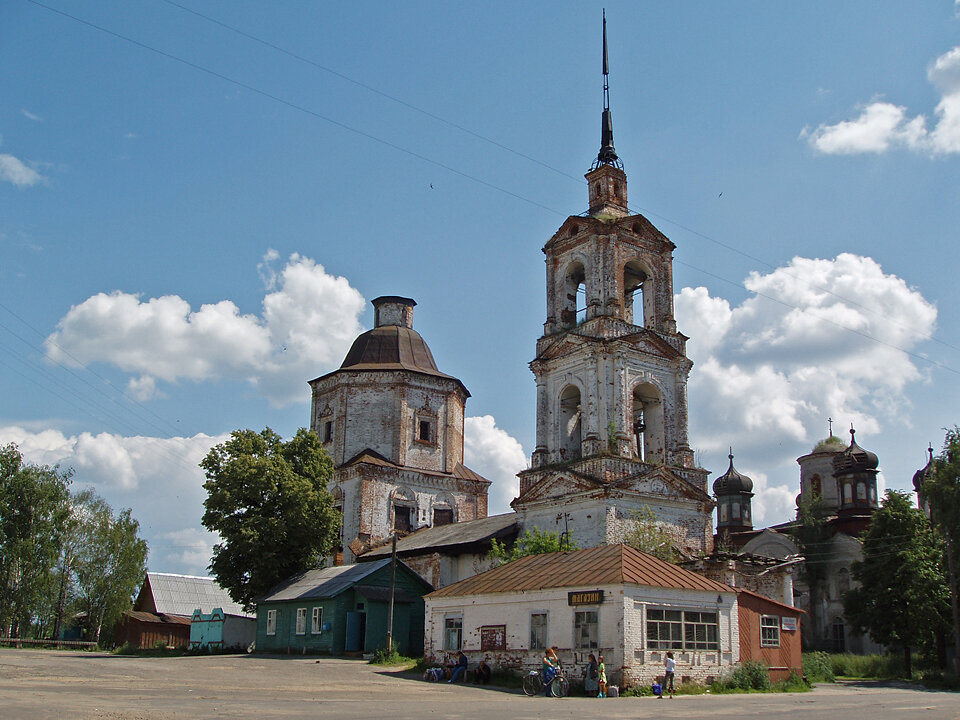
left=254, top=559, right=432, bottom=655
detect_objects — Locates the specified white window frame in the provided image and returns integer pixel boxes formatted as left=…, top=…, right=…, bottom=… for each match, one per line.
left=530, top=611, right=548, bottom=650
left=295, top=607, right=307, bottom=635
left=312, top=606, right=322, bottom=634
left=266, top=609, right=276, bottom=636
left=443, top=615, right=463, bottom=651
left=646, top=608, right=719, bottom=651
left=761, top=615, right=780, bottom=648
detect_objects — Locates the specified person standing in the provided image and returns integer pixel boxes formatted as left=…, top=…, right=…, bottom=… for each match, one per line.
left=542, top=647, right=559, bottom=697
left=584, top=653, right=599, bottom=697
left=658, top=651, right=675, bottom=699
left=597, top=654, right=607, bottom=698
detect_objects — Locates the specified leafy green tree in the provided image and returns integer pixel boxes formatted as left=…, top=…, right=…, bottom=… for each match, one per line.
left=72, top=491, right=148, bottom=644
left=0, top=444, right=72, bottom=637
left=844, top=490, right=950, bottom=676
left=923, top=427, right=960, bottom=673
left=201, top=428, right=339, bottom=610
left=489, top=526, right=578, bottom=565
left=617, top=506, right=680, bottom=562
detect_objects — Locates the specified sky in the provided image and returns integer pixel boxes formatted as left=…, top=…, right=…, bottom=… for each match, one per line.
left=2, top=1, right=959, bottom=576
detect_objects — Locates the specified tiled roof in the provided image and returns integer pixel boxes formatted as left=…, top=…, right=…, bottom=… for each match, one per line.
left=362, top=512, right=519, bottom=559
left=427, top=544, right=733, bottom=598
left=257, top=559, right=397, bottom=602
left=143, top=573, right=251, bottom=618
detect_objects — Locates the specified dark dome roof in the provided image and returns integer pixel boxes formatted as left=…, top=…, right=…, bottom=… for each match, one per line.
left=832, top=428, right=879, bottom=475
left=713, top=452, right=754, bottom=495
left=912, top=446, right=935, bottom=494
left=340, top=325, right=444, bottom=375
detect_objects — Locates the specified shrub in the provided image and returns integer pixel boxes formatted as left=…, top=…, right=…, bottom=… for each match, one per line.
left=830, top=653, right=903, bottom=679
left=802, top=651, right=834, bottom=682
left=370, top=647, right=416, bottom=666
left=621, top=684, right=654, bottom=697
left=715, top=660, right=771, bottom=691
left=772, top=672, right=810, bottom=692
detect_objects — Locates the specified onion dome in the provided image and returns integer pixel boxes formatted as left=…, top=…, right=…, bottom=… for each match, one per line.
left=832, top=427, right=879, bottom=475
left=713, top=450, right=754, bottom=495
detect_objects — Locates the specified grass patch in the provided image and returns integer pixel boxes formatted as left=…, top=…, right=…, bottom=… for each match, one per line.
left=802, top=651, right=835, bottom=682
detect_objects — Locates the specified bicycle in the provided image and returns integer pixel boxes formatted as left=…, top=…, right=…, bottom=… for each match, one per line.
left=521, top=667, right=569, bottom=697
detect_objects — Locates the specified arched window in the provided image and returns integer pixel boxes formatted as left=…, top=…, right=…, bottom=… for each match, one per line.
left=390, top=487, right=417, bottom=534
left=856, top=483, right=866, bottom=501
left=831, top=618, right=846, bottom=653
left=632, top=382, right=664, bottom=463
left=558, top=385, right=582, bottom=460
left=843, top=483, right=853, bottom=504
left=432, top=495, right=455, bottom=526
left=562, top=261, right=586, bottom=328
left=623, top=260, right=652, bottom=328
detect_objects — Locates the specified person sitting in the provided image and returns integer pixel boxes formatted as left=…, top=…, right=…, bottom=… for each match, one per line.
left=473, top=658, right=492, bottom=685
left=584, top=653, right=599, bottom=697
left=448, top=650, right=468, bottom=683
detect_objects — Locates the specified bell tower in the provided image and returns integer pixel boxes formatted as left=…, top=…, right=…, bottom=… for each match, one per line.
left=514, top=13, right=713, bottom=554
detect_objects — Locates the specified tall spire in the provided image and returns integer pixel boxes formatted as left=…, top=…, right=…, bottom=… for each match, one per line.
left=593, top=9, right=622, bottom=170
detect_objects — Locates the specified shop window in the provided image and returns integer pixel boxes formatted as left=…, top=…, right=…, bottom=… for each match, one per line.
left=266, top=609, right=276, bottom=636
left=530, top=612, right=547, bottom=650
left=647, top=608, right=719, bottom=651
left=574, top=610, right=598, bottom=650
left=443, top=616, right=463, bottom=651
left=761, top=615, right=780, bottom=647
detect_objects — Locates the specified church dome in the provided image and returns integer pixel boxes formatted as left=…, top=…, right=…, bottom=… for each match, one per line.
left=912, top=446, right=934, bottom=496
left=713, top=451, right=754, bottom=495
left=340, top=324, right=441, bottom=374
left=832, top=428, right=879, bottom=475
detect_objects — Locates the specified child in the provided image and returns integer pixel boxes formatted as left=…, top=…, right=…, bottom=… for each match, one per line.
left=658, top=651, right=675, bottom=699
left=597, top=654, right=607, bottom=698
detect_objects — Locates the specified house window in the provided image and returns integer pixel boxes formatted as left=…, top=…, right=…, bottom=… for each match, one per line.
left=266, top=609, right=276, bottom=636
left=480, top=625, right=506, bottom=651
left=296, top=607, right=306, bottom=635
left=530, top=612, right=547, bottom=650
left=574, top=610, right=598, bottom=650
left=323, top=420, right=333, bottom=443
left=761, top=615, right=780, bottom=648
left=433, top=508, right=454, bottom=526
left=647, top=609, right=719, bottom=651
left=443, top=616, right=462, bottom=651
left=312, top=607, right=322, bottom=634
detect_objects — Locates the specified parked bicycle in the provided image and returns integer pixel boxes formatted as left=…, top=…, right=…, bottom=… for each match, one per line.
left=521, top=667, right=569, bottom=697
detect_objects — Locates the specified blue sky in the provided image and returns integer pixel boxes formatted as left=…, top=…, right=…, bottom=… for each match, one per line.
left=2, top=1, right=959, bottom=575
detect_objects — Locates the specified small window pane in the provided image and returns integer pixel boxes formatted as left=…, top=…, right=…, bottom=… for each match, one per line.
left=296, top=607, right=306, bottom=635
left=574, top=610, right=598, bottom=650
left=530, top=613, right=547, bottom=650
left=312, top=607, right=322, bottom=634
left=444, top=616, right=462, bottom=651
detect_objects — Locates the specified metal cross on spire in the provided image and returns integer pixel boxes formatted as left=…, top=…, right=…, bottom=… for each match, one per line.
left=593, top=9, right=622, bottom=170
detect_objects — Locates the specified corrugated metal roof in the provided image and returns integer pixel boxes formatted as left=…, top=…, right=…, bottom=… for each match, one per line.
left=257, top=560, right=393, bottom=602
left=362, top=513, right=519, bottom=559
left=427, top=544, right=734, bottom=598
left=145, top=573, right=251, bottom=618
left=735, top=588, right=804, bottom=614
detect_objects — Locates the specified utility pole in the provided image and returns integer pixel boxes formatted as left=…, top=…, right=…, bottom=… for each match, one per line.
left=386, top=534, right=397, bottom=654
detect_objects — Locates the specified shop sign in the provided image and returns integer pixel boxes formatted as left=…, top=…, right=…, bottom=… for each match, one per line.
left=568, top=589, right=604, bottom=606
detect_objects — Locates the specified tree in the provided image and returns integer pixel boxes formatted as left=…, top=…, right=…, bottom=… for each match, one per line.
left=201, top=427, right=339, bottom=610
left=844, top=490, right=950, bottom=675
left=617, top=506, right=681, bottom=562
left=0, top=444, right=72, bottom=637
left=489, top=526, right=578, bottom=565
left=923, top=427, right=960, bottom=673
left=72, top=491, right=148, bottom=644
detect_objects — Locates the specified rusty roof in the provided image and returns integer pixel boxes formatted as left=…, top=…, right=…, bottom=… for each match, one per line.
left=427, top=544, right=733, bottom=598
left=361, top=512, right=519, bottom=559
left=340, top=450, right=490, bottom=485
left=735, top=588, right=804, bottom=614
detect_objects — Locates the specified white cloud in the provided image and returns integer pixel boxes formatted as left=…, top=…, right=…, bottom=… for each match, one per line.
left=678, top=254, right=936, bottom=523
left=464, top=415, right=528, bottom=515
left=20, top=109, right=42, bottom=122
left=805, top=45, right=960, bottom=155
left=0, top=426, right=226, bottom=575
left=0, top=153, right=44, bottom=187
left=45, top=252, right=366, bottom=406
